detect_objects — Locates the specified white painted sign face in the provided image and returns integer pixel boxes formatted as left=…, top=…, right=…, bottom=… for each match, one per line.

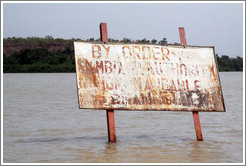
left=74, top=42, right=225, bottom=112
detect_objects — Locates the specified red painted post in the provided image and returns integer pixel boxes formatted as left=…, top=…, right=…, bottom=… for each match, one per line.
left=178, top=27, right=187, bottom=45
left=100, top=22, right=116, bottom=143
left=100, top=23, right=108, bottom=43
left=192, top=111, right=203, bottom=141
left=178, top=27, right=203, bottom=141
left=106, top=109, right=116, bottom=142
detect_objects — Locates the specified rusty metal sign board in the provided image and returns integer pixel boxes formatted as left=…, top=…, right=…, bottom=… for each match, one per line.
left=74, top=42, right=225, bottom=112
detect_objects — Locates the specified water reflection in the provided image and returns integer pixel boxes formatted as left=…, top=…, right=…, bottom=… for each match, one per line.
left=188, top=142, right=203, bottom=162
left=104, top=142, right=118, bottom=155
left=102, top=143, right=119, bottom=163
left=186, top=141, right=228, bottom=163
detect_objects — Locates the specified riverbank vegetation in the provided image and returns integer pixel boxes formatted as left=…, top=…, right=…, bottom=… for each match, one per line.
left=3, top=37, right=243, bottom=73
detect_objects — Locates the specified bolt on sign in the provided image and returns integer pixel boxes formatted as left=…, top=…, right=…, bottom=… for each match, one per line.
left=74, top=42, right=225, bottom=112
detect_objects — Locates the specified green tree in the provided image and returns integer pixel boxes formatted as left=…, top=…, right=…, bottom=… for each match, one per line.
left=45, top=35, right=54, bottom=40
left=151, top=39, right=157, bottom=44
left=122, top=38, right=131, bottom=43
left=159, top=38, right=167, bottom=45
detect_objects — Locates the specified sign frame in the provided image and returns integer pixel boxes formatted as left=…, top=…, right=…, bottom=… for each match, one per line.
left=74, top=42, right=225, bottom=112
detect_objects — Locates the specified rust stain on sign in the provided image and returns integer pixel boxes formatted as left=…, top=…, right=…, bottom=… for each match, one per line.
left=74, top=42, right=225, bottom=112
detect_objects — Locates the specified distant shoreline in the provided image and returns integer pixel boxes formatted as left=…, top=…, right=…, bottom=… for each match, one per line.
left=3, top=37, right=243, bottom=73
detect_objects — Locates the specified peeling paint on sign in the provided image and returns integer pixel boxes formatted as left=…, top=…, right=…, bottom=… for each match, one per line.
left=74, top=42, right=225, bottom=112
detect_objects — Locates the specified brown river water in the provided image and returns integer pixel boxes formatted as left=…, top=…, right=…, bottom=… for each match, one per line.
left=2, top=72, right=243, bottom=163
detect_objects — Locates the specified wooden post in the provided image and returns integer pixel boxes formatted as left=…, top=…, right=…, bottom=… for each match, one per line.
left=100, top=22, right=116, bottom=143
left=178, top=27, right=203, bottom=141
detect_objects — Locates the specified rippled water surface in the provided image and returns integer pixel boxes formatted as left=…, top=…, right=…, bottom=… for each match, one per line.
left=3, top=72, right=243, bottom=163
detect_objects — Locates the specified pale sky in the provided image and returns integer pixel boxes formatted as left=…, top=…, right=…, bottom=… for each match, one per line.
left=2, top=2, right=244, bottom=58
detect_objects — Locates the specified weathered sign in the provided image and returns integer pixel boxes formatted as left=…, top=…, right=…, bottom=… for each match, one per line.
left=74, top=42, right=225, bottom=112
